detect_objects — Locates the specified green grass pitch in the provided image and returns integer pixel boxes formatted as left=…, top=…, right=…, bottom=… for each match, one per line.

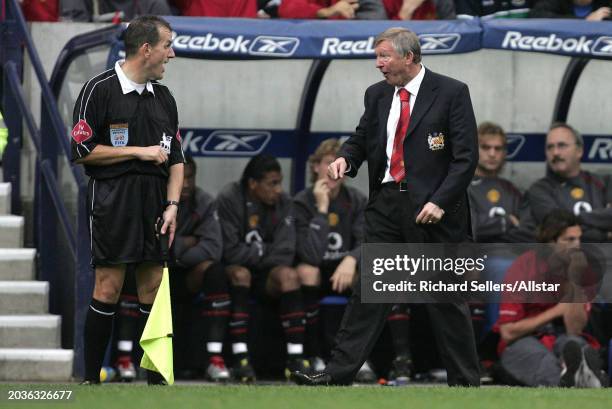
left=1, top=384, right=611, bottom=409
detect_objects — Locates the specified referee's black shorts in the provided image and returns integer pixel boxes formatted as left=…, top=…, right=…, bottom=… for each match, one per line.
left=87, top=173, right=166, bottom=266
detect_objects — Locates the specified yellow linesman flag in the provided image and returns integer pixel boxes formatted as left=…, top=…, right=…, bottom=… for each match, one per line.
left=140, top=265, right=174, bottom=385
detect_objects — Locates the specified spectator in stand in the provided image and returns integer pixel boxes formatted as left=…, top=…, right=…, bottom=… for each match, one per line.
left=529, top=0, right=610, bottom=19
left=171, top=0, right=257, bottom=17
left=258, top=0, right=281, bottom=17
left=62, top=0, right=173, bottom=22
left=520, top=122, right=612, bottom=243
left=494, top=210, right=607, bottom=387
left=455, top=0, right=532, bottom=19
left=19, top=0, right=58, bottom=21
left=383, top=0, right=455, bottom=19
left=278, top=0, right=388, bottom=19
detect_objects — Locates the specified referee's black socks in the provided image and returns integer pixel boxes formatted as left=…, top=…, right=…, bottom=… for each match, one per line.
left=84, top=298, right=117, bottom=383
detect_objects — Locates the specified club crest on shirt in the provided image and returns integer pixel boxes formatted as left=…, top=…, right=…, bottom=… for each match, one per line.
left=72, top=119, right=93, bottom=144
left=109, top=123, right=129, bottom=147
left=328, top=212, right=339, bottom=227
left=249, top=214, right=259, bottom=228
left=428, top=132, right=445, bottom=151
left=570, top=187, right=584, bottom=199
left=160, top=132, right=172, bottom=154
left=487, top=189, right=501, bottom=204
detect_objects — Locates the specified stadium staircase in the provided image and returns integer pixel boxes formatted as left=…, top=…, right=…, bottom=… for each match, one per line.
left=0, top=180, right=74, bottom=381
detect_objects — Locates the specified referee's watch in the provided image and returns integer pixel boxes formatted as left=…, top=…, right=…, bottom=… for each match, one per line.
left=165, top=200, right=179, bottom=208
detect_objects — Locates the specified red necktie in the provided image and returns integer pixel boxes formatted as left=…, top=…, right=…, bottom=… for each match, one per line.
left=390, top=88, right=411, bottom=183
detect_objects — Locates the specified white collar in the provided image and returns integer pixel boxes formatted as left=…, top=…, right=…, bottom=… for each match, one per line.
left=396, top=64, right=425, bottom=97
left=114, top=60, right=155, bottom=95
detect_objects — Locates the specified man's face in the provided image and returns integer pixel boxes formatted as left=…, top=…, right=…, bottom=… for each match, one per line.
left=477, top=134, right=506, bottom=175
left=249, top=171, right=283, bottom=206
left=375, top=40, right=412, bottom=87
left=313, top=154, right=341, bottom=190
left=145, top=26, right=175, bottom=81
left=181, top=164, right=195, bottom=202
left=554, top=225, right=582, bottom=252
left=545, top=127, right=583, bottom=178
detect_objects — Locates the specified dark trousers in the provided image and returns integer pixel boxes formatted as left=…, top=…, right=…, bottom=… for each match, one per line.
left=326, top=183, right=480, bottom=386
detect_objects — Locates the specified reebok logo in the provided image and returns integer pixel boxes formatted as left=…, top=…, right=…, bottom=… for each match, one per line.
left=418, top=34, right=461, bottom=53
left=202, top=131, right=271, bottom=155
left=501, top=31, right=598, bottom=55
left=588, top=138, right=612, bottom=160
left=248, top=36, right=300, bottom=57
left=321, top=37, right=375, bottom=56
left=173, top=33, right=250, bottom=53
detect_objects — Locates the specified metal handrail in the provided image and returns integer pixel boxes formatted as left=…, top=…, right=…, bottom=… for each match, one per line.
left=6, top=0, right=87, bottom=189
left=5, top=62, right=76, bottom=256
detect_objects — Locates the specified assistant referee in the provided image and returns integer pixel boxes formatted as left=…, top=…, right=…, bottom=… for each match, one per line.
left=70, top=16, right=184, bottom=385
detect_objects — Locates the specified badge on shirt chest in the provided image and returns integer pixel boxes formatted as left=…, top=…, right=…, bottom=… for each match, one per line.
left=160, top=132, right=172, bottom=155
left=570, top=187, right=584, bottom=199
left=487, top=189, right=501, bottom=204
left=249, top=215, right=259, bottom=229
left=427, top=132, right=445, bottom=151
left=109, top=123, right=129, bottom=147
left=328, top=212, right=339, bottom=227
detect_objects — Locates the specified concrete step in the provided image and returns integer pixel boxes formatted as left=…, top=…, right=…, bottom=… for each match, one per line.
left=0, top=215, right=24, bottom=248
left=0, top=348, right=73, bottom=381
left=0, top=249, right=36, bottom=280
left=0, top=281, right=48, bottom=314
left=0, top=183, right=10, bottom=215
left=0, top=315, right=61, bottom=348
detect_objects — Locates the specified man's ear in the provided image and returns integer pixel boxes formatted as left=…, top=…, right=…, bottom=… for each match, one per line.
left=248, top=178, right=257, bottom=192
left=404, top=51, right=414, bottom=66
left=141, top=42, right=151, bottom=58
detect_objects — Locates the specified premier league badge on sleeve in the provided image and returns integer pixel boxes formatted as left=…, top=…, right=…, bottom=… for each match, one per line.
left=427, top=132, right=445, bottom=151
left=109, top=123, right=129, bottom=147
left=160, top=132, right=172, bottom=155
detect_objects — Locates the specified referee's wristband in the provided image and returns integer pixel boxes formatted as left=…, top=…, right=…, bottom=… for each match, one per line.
left=165, top=200, right=179, bottom=208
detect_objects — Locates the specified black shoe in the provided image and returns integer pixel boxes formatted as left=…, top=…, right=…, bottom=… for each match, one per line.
left=79, top=380, right=100, bottom=385
left=388, top=355, right=412, bottom=384
left=285, top=358, right=312, bottom=380
left=146, top=370, right=168, bottom=386
left=290, top=371, right=333, bottom=386
left=560, top=340, right=583, bottom=387
left=232, top=358, right=256, bottom=383
left=576, top=345, right=605, bottom=388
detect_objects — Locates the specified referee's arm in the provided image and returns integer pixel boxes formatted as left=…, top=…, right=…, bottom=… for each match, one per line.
left=161, top=162, right=184, bottom=246
left=75, top=144, right=168, bottom=166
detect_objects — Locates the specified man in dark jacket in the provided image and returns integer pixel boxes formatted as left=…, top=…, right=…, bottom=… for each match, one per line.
left=217, top=154, right=309, bottom=382
left=521, top=122, right=612, bottom=243
left=171, top=155, right=230, bottom=381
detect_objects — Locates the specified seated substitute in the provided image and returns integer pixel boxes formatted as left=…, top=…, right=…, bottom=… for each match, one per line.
left=294, top=138, right=413, bottom=383
left=520, top=122, right=612, bottom=243
left=170, top=155, right=231, bottom=381
left=495, top=209, right=607, bottom=387
left=217, top=154, right=309, bottom=381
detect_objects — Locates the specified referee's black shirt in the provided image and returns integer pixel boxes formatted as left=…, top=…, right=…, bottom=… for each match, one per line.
left=71, top=61, right=185, bottom=179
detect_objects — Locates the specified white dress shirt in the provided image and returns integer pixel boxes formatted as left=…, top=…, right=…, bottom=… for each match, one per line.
left=381, top=64, right=426, bottom=183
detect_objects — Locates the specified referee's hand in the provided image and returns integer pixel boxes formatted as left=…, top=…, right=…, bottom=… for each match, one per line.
left=139, top=146, right=168, bottom=165
left=159, top=205, right=178, bottom=247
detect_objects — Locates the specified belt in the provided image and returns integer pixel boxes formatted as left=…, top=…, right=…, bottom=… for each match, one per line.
left=381, top=181, right=408, bottom=192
